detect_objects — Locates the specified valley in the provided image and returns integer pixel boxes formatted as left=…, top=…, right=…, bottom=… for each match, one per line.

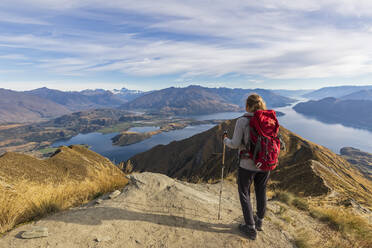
left=0, top=85, right=295, bottom=158
left=0, top=109, right=224, bottom=157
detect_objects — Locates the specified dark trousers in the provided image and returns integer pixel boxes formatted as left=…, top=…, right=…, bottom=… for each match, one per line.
left=237, top=167, right=270, bottom=227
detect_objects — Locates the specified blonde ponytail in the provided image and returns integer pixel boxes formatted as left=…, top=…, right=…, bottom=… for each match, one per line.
left=246, top=93, right=267, bottom=112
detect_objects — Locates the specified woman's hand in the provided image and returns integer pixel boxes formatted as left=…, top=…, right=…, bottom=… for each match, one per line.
left=223, top=131, right=228, bottom=139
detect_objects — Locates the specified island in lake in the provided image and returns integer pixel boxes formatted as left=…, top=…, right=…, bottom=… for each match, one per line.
left=112, top=123, right=187, bottom=146
left=111, top=120, right=223, bottom=146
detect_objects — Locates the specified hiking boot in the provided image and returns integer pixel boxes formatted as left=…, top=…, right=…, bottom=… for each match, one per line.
left=254, top=215, right=263, bottom=231
left=239, top=224, right=257, bottom=240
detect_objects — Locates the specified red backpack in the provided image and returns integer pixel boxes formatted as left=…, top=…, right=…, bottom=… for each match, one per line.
left=240, top=110, right=281, bottom=171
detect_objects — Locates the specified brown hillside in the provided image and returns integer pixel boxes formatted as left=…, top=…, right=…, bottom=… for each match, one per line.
left=0, top=145, right=127, bottom=233
left=0, top=88, right=71, bottom=123
left=129, top=119, right=372, bottom=209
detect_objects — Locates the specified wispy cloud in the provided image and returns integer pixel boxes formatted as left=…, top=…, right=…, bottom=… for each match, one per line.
left=0, top=12, right=50, bottom=25
left=1, top=0, right=372, bottom=89
left=0, top=54, right=28, bottom=60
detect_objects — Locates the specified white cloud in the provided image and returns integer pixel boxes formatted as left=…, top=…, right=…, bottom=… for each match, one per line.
left=0, top=54, right=28, bottom=60
left=0, top=12, right=49, bottom=25
left=1, top=0, right=372, bottom=83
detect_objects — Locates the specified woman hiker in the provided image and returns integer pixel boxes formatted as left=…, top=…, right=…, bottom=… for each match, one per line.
left=223, top=93, right=271, bottom=240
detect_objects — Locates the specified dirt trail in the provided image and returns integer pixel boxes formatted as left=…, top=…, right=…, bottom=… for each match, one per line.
left=1, top=172, right=298, bottom=248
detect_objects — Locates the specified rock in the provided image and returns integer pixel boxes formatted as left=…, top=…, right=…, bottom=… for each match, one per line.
left=95, top=236, right=111, bottom=242
left=108, top=190, right=121, bottom=199
left=21, top=226, right=48, bottom=239
left=95, top=198, right=103, bottom=204
left=128, top=174, right=146, bottom=189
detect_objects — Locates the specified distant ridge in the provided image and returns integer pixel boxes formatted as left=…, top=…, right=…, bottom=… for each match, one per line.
left=293, top=97, right=372, bottom=131
left=26, top=87, right=126, bottom=111
left=341, top=89, right=372, bottom=101
left=120, top=85, right=295, bottom=115
left=120, top=85, right=241, bottom=115
left=272, top=89, right=314, bottom=98
left=0, top=88, right=71, bottom=124
left=207, top=87, right=295, bottom=107
left=303, top=85, right=372, bottom=100
left=111, top=87, right=148, bottom=102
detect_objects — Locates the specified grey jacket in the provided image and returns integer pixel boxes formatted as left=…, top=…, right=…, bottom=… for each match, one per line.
left=223, top=112, right=262, bottom=171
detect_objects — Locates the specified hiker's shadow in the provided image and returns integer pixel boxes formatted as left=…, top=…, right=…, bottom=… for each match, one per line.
left=49, top=206, right=238, bottom=235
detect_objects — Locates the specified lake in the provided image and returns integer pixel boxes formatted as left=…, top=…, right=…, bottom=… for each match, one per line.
left=52, top=124, right=215, bottom=163
left=275, top=102, right=372, bottom=154
left=53, top=101, right=372, bottom=163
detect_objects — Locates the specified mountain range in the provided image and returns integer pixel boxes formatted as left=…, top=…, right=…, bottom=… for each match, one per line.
left=2, top=84, right=371, bottom=124
left=120, top=85, right=295, bottom=115
left=272, top=89, right=314, bottom=98
left=293, top=97, right=372, bottom=131
left=341, top=89, right=372, bottom=101
left=0, top=88, right=71, bottom=124
left=302, top=85, right=372, bottom=100
left=111, top=87, right=148, bottom=102
left=26, top=87, right=126, bottom=111
left=0, top=87, right=145, bottom=123
left=0, top=86, right=295, bottom=123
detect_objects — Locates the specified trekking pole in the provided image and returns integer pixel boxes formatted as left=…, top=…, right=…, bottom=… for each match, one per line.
left=218, top=131, right=227, bottom=220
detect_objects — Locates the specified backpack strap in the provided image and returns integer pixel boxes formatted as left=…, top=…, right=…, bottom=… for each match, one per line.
left=241, top=115, right=251, bottom=147
left=278, top=133, right=286, bottom=151
left=240, top=115, right=252, bottom=158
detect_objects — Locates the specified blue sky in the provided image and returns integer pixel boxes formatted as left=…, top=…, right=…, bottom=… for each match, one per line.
left=1, top=1, right=372, bottom=91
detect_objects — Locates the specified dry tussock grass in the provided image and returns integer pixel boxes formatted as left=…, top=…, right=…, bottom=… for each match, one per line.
left=310, top=207, right=372, bottom=248
left=0, top=167, right=127, bottom=234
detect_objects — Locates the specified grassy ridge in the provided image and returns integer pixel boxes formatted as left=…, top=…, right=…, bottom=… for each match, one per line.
left=0, top=145, right=127, bottom=234
left=273, top=190, right=372, bottom=248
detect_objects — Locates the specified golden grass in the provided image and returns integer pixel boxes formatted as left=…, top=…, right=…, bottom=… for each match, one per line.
left=272, top=190, right=310, bottom=211
left=292, top=198, right=309, bottom=211
left=273, top=191, right=293, bottom=205
left=0, top=168, right=127, bottom=234
left=294, top=234, right=311, bottom=248
left=309, top=207, right=372, bottom=248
